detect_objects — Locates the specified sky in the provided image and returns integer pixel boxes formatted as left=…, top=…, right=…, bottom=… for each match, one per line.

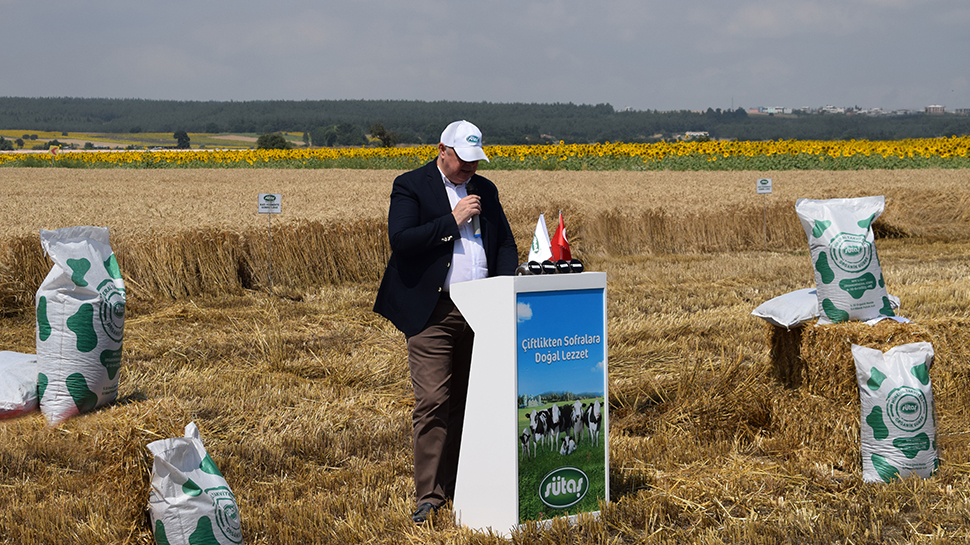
left=1, top=0, right=967, bottom=112
left=517, top=289, right=605, bottom=397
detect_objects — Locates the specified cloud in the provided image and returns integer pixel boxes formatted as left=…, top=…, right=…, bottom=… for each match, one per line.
left=517, top=302, right=533, bottom=323
left=1, top=0, right=967, bottom=110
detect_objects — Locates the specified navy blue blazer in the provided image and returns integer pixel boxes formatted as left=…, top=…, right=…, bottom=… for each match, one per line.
left=373, top=160, right=518, bottom=337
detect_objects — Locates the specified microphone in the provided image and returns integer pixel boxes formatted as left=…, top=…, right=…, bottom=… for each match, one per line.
left=465, top=180, right=482, bottom=238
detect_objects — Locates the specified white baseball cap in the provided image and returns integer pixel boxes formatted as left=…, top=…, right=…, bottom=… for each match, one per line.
left=440, top=120, right=489, bottom=162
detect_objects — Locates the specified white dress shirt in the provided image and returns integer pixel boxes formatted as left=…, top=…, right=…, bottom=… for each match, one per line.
left=439, top=168, right=488, bottom=292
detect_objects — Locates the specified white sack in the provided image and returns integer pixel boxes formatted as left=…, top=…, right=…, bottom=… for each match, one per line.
left=35, top=226, right=126, bottom=425
left=751, top=288, right=818, bottom=329
left=853, top=342, right=937, bottom=483
left=795, top=196, right=895, bottom=324
left=148, top=422, right=243, bottom=545
left=752, top=288, right=900, bottom=329
left=0, top=351, right=39, bottom=418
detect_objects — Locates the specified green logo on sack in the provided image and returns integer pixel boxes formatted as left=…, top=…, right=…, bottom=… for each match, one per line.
left=67, top=258, right=91, bottom=287
left=815, top=251, right=835, bottom=284
left=858, top=213, right=877, bottom=230
left=821, top=298, right=849, bottom=323
left=538, top=467, right=588, bottom=509
left=67, top=304, right=98, bottom=353
left=37, top=296, right=51, bottom=342
left=812, top=219, right=832, bottom=239
left=893, top=432, right=931, bottom=459
left=872, top=453, right=900, bottom=483
left=207, top=486, right=243, bottom=543
left=886, top=386, right=928, bottom=432
left=867, top=367, right=888, bottom=391
left=100, top=349, right=122, bottom=380
left=66, top=372, right=98, bottom=413
left=866, top=406, right=889, bottom=441
left=838, top=273, right=877, bottom=299
left=104, top=255, right=122, bottom=280
left=910, top=362, right=930, bottom=385
left=98, top=279, right=126, bottom=343
left=829, top=232, right=872, bottom=273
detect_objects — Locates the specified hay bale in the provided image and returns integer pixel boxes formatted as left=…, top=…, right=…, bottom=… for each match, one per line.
left=802, top=320, right=934, bottom=402
left=767, top=325, right=805, bottom=389
left=766, top=320, right=935, bottom=403
left=768, top=319, right=934, bottom=402
left=765, top=318, right=970, bottom=471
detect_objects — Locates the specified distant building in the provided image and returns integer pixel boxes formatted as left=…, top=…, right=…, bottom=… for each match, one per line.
left=685, top=131, right=709, bottom=140
left=955, top=109, right=970, bottom=116
left=925, top=105, right=946, bottom=115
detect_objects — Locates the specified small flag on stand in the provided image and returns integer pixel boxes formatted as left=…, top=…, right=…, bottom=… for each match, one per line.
left=551, top=211, right=571, bottom=261
left=529, top=214, right=552, bottom=262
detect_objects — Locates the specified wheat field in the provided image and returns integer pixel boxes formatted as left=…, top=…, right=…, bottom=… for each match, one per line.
left=2, top=167, right=970, bottom=544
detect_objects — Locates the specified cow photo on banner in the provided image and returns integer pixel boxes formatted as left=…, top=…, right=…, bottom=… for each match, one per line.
left=516, top=288, right=607, bottom=523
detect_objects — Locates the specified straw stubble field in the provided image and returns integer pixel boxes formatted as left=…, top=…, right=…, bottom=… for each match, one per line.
left=2, top=167, right=970, bottom=544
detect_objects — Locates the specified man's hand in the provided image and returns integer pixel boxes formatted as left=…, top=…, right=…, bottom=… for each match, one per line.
left=452, top=194, right=481, bottom=226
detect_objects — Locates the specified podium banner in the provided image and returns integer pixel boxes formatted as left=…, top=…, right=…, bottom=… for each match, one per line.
left=516, top=287, right=607, bottom=523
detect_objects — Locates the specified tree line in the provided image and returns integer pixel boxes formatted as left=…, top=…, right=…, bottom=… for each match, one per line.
left=1, top=97, right=968, bottom=145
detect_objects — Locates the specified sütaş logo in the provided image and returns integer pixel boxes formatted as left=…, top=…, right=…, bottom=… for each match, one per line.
left=886, top=386, right=928, bottom=432
left=207, top=487, right=243, bottom=543
left=465, top=135, right=480, bottom=145
left=830, top=232, right=873, bottom=273
left=263, top=194, right=277, bottom=202
left=538, top=467, right=589, bottom=509
left=97, top=279, right=126, bottom=343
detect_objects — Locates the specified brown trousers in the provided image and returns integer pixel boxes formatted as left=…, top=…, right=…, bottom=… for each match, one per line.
left=406, top=295, right=474, bottom=507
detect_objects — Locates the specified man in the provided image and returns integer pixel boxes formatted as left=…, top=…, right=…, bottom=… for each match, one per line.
left=373, top=120, right=518, bottom=523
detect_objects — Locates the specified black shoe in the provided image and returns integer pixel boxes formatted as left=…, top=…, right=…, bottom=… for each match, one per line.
left=411, top=502, right=439, bottom=524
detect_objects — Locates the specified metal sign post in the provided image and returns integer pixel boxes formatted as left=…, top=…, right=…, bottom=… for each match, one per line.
left=756, top=178, right=772, bottom=250
left=257, top=194, right=282, bottom=293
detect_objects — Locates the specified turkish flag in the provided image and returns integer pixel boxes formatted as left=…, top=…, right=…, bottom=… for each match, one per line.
left=551, top=211, right=571, bottom=261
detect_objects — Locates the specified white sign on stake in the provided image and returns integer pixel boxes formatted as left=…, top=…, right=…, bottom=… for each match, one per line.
left=756, top=178, right=773, bottom=194
left=258, top=193, right=282, bottom=214
left=756, top=179, right=771, bottom=250
left=258, top=193, right=281, bottom=294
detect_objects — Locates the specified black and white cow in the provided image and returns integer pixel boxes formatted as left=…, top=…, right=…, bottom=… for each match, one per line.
left=545, top=403, right=565, bottom=451
left=569, top=400, right=585, bottom=443
left=559, top=435, right=577, bottom=455
left=519, top=426, right=532, bottom=458
left=528, top=409, right=548, bottom=454
left=584, top=399, right=602, bottom=447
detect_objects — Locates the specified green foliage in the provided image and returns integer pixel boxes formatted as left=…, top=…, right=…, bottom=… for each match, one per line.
left=173, top=131, right=190, bottom=149
left=4, top=97, right=970, bottom=145
left=0, top=137, right=12, bottom=151
left=310, top=123, right=366, bottom=147
left=368, top=122, right=399, bottom=148
left=256, top=133, right=292, bottom=150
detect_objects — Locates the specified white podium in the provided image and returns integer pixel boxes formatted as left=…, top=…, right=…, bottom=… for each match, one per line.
left=451, top=272, right=609, bottom=536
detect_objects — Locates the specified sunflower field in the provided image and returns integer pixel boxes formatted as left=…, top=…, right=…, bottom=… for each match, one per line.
left=2, top=136, right=969, bottom=170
